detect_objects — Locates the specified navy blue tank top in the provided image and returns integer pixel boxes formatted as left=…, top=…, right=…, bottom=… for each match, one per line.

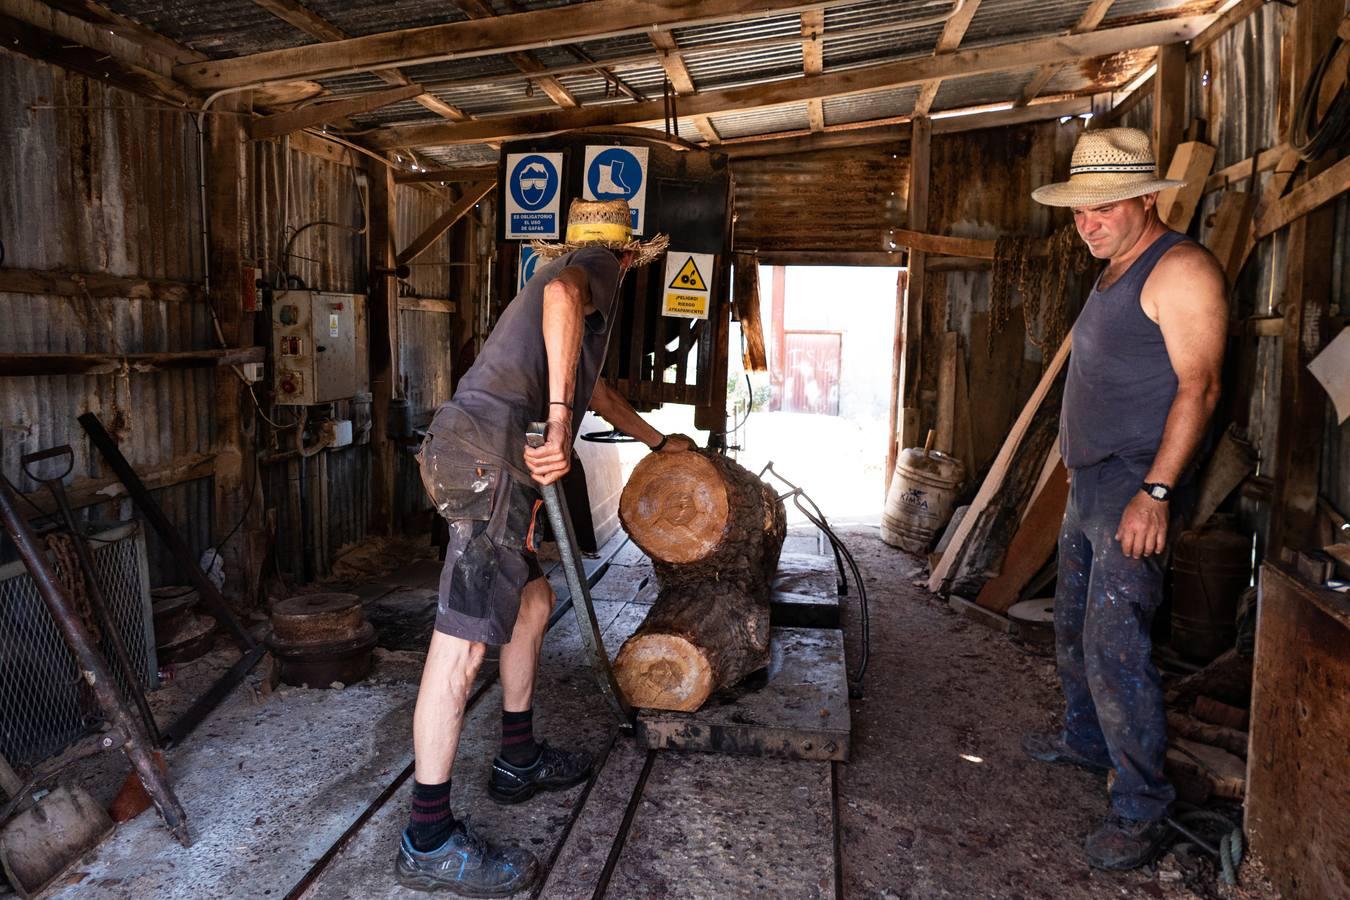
left=1060, top=230, right=1190, bottom=473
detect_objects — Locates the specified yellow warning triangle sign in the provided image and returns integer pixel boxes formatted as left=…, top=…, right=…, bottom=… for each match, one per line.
left=667, top=256, right=708, bottom=291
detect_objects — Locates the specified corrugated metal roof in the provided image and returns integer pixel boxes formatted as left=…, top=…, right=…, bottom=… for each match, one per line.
left=308, top=0, right=467, bottom=37
left=99, top=0, right=1217, bottom=147
left=104, top=0, right=313, bottom=56
left=710, top=103, right=811, bottom=140
left=1040, top=48, right=1157, bottom=97
left=933, top=68, right=1039, bottom=113
left=822, top=86, right=920, bottom=127
left=681, top=44, right=804, bottom=91
left=1102, top=0, right=1213, bottom=27
left=671, top=11, right=806, bottom=50
left=962, top=0, right=1087, bottom=47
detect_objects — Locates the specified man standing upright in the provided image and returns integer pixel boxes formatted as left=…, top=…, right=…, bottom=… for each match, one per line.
left=397, top=198, right=691, bottom=896
left=1022, top=128, right=1226, bottom=869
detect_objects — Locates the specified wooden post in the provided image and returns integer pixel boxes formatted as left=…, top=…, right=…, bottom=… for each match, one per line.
left=368, top=161, right=400, bottom=534
left=1152, top=42, right=1187, bottom=173
left=894, top=117, right=930, bottom=480
left=206, top=94, right=264, bottom=604
left=885, top=267, right=908, bottom=493
left=769, top=265, right=786, bottom=411
left=1269, top=0, right=1341, bottom=557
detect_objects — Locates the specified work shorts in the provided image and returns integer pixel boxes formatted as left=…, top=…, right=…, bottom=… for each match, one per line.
left=416, top=431, right=544, bottom=645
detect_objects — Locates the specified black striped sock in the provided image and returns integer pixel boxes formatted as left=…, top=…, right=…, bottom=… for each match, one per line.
left=407, top=779, right=457, bottom=852
left=500, top=708, right=540, bottom=767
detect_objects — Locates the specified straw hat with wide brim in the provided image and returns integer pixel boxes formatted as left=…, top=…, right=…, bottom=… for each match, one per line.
left=1031, top=127, right=1186, bottom=207
left=531, top=198, right=669, bottom=267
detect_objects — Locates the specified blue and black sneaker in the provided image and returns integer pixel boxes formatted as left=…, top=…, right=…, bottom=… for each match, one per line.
left=487, top=741, right=593, bottom=804
left=394, top=823, right=538, bottom=896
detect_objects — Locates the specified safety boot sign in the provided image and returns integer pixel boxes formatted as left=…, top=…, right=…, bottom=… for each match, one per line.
left=505, top=152, right=562, bottom=239
left=662, top=252, right=714, bottom=319
left=582, top=145, right=649, bottom=234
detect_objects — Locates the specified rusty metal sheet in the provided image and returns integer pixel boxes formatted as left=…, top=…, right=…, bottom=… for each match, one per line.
left=733, top=146, right=907, bottom=252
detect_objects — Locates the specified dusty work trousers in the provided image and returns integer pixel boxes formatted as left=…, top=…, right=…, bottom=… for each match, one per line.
left=1054, top=459, right=1176, bottom=822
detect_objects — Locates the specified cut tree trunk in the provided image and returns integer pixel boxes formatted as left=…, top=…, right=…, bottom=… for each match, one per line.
left=615, top=450, right=786, bottom=711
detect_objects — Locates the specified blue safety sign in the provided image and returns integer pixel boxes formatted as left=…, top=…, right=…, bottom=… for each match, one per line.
left=517, top=244, right=542, bottom=293
left=582, top=145, right=649, bottom=234
left=505, top=152, right=563, bottom=239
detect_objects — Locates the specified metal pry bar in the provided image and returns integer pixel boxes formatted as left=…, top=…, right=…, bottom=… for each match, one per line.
left=526, top=422, right=633, bottom=726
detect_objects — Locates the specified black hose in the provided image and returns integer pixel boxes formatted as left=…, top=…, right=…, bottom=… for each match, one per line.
left=758, top=463, right=870, bottom=694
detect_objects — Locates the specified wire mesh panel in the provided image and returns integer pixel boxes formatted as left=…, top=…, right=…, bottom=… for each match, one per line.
left=0, top=523, right=157, bottom=768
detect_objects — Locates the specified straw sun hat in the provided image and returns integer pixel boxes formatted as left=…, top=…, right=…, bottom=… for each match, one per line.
left=531, top=198, right=669, bottom=266
left=1031, top=127, right=1186, bottom=207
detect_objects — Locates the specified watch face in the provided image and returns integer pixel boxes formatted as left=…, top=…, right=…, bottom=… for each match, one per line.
left=1149, top=485, right=1168, bottom=500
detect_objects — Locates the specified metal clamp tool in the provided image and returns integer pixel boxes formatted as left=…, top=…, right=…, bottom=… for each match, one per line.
left=526, top=422, right=632, bottom=726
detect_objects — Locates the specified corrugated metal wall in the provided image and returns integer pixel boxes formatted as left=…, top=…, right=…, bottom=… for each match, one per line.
left=396, top=184, right=459, bottom=419
left=732, top=146, right=909, bottom=252
left=925, top=119, right=1085, bottom=473
left=1, top=49, right=487, bottom=585
left=0, top=50, right=214, bottom=581
left=1194, top=3, right=1288, bottom=479
left=1186, top=3, right=1291, bottom=555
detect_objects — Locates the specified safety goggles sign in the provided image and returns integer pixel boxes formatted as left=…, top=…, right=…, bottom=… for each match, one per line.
left=582, top=145, right=649, bottom=235
left=517, top=244, right=541, bottom=292
left=662, top=252, right=714, bottom=320
left=505, top=152, right=563, bottom=239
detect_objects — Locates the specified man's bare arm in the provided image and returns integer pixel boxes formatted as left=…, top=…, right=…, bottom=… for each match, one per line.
left=1116, top=244, right=1226, bottom=557
left=589, top=380, right=694, bottom=452
left=524, top=266, right=593, bottom=485
left=1145, top=245, right=1227, bottom=486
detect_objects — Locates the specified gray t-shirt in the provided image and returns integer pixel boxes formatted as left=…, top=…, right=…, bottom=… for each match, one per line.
left=428, top=246, right=623, bottom=483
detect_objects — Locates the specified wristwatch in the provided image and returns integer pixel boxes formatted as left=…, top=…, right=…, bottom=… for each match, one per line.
left=1141, top=482, right=1172, bottom=502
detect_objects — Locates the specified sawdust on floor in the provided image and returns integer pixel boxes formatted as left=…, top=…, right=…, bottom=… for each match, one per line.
left=834, top=528, right=1279, bottom=900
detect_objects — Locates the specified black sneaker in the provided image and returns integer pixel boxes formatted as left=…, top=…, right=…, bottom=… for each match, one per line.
left=487, top=741, right=593, bottom=804
left=1085, top=813, right=1170, bottom=870
left=394, top=823, right=538, bottom=896
left=1021, top=732, right=1112, bottom=773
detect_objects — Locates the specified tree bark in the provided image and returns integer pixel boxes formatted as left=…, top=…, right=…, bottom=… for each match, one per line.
left=615, top=450, right=786, bottom=711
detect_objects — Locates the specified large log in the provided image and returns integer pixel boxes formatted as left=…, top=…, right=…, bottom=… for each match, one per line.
left=615, top=451, right=786, bottom=711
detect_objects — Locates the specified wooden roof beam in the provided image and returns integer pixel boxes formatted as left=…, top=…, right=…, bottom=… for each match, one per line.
left=717, top=96, right=1089, bottom=157
left=39, top=0, right=206, bottom=65
left=452, top=0, right=579, bottom=109
left=649, top=31, right=712, bottom=141
left=395, top=164, right=499, bottom=185
left=396, top=181, right=496, bottom=265
left=364, top=16, right=1214, bottom=149
left=1016, top=1, right=1119, bottom=108
left=0, top=10, right=193, bottom=105
left=179, top=0, right=865, bottom=90
left=801, top=10, right=825, bottom=132
left=913, top=0, right=983, bottom=117
left=650, top=30, right=696, bottom=94
left=250, top=84, right=423, bottom=139
left=248, top=0, right=472, bottom=123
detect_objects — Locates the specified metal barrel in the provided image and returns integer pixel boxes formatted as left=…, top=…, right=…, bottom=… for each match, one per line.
left=881, top=446, right=966, bottom=553
left=1170, top=520, right=1252, bottom=663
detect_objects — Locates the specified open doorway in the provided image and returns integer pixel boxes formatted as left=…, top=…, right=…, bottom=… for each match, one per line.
left=728, top=264, right=899, bottom=525
left=606, top=263, right=900, bottom=526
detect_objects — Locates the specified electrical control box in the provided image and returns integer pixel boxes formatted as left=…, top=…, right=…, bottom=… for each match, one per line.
left=271, top=291, right=361, bottom=405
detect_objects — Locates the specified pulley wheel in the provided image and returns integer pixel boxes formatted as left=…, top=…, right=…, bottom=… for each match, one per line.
left=270, top=592, right=364, bottom=644
left=1008, top=598, right=1056, bottom=657
left=266, top=622, right=378, bottom=688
